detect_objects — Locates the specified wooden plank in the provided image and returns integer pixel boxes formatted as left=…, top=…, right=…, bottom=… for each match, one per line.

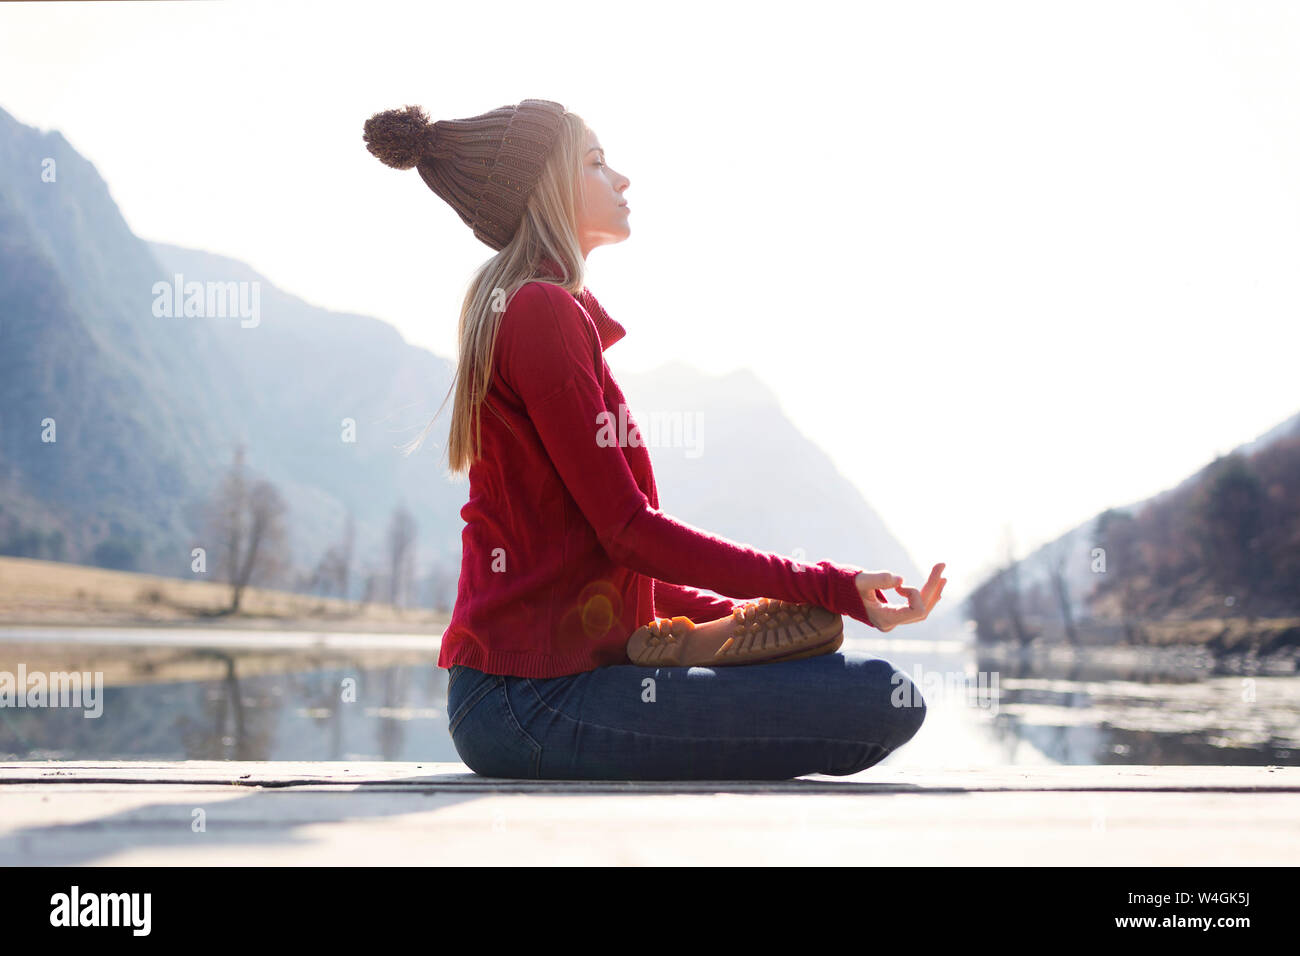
left=1, top=781, right=1297, bottom=866
left=1, top=762, right=1297, bottom=792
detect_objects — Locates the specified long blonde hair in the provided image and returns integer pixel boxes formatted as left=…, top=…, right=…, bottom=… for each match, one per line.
left=400, top=110, right=592, bottom=474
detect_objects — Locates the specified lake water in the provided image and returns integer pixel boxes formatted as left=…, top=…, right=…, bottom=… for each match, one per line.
left=1, top=627, right=1296, bottom=767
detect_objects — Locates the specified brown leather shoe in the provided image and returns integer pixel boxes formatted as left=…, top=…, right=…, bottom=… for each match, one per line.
left=626, top=598, right=844, bottom=667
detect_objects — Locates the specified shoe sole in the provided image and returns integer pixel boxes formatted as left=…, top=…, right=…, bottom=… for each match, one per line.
left=626, top=598, right=845, bottom=668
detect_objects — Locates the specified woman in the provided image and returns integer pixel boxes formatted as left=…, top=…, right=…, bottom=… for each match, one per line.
left=363, top=98, right=946, bottom=780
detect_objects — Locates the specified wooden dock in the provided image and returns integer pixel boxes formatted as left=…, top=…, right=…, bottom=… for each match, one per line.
left=2, top=762, right=1297, bottom=865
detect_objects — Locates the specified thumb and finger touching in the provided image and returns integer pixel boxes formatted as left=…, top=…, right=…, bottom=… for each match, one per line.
left=871, top=563, right=949, bottom=629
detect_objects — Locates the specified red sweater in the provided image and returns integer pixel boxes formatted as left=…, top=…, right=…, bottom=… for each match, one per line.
left=437, top=268, right=885, bottom=678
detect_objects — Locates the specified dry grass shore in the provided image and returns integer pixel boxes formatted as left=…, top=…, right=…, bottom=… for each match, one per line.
left=0, top=555, right=448, bottom=634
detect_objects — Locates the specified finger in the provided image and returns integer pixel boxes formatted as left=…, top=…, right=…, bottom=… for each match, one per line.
left=872, top=606, right=904, bottom=631
left=897, top=563, right=944, bottom=595
left=879, top=576, right=948, bottom=630
left=862, top=571, right=903, bottom=591
left=920, top=564, right=946, bottom=605
left=894, top=586, right=926, bottom=623
left=878, top=572, right=947, bottom=627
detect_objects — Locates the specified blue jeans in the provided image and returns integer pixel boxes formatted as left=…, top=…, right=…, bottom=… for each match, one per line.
left=445, top=651, right=927, bottom=780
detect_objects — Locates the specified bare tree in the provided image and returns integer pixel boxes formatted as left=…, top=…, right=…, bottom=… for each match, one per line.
left=965, top=570, right=1000, bottom=644
left=1194, top=454, right=1266, bottom=624
left=232, top=480, right=290, bottom=612
left=1045, top=537, right=1077, bottom=645
left=428, top=554, right=459, bottom=614
left=360, top=570, right=378, bottom=608
left=309, top=510, right=356, bottom=601
left=992, top=524, right=1031, bottom=646
left=205, top=444, right=291, bottom=613
left=387, top=504, right=417, bottom=610
left=209, top=444, right=248, bottom=597
left=335, top=510, right=355, bottom=600
left=1092, top=508, right=1143, bottom=641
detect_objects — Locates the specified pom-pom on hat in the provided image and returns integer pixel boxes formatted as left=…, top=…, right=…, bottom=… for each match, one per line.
left=363, top=98, right=568, bottom=251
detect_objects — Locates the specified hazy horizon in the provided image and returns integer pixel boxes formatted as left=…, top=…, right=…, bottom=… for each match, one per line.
left=3, top=0, right=1298, bottom=600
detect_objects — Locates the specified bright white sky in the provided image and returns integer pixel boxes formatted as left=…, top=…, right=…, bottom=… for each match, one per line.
left=3, top=0, right=1298, bottom=601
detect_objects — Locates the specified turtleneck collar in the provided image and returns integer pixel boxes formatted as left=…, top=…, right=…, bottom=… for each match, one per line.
left=535, top=256, right=626, bottom=352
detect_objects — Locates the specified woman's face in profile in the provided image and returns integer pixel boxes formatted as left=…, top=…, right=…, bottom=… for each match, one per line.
left=576, top=128, right=631, bottom=255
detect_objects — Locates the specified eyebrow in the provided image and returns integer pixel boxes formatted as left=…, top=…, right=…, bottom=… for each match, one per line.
left=586, top=146, right=604, bottom=155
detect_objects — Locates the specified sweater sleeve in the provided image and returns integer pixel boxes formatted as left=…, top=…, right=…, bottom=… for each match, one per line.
left=653, top=579, right=741, bottom=623
left=499, top=283, right=883, bottom=628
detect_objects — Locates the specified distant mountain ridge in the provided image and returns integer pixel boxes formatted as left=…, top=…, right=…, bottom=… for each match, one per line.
left=618, top=364, right=918, bottom=586
left=970, top=405, right=1300, bottom=637
left=0, top=103, right=917, bottom=613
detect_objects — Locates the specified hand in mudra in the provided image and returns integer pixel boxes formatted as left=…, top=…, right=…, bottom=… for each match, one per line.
left=855, top=563, right=946, bottom=633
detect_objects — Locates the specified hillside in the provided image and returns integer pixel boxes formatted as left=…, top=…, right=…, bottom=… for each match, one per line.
left=0, top=104, right=915, bottom=615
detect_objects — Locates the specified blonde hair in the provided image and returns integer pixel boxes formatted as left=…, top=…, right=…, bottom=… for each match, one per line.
left=400, top=110, right=591, bottom=474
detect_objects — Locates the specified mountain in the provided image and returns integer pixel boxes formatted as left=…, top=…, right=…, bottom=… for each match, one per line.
left=0, top=104, right=917, bottom=613
left=969, top=406, right=1300, bottom=640
left=0, top=103, right=462, bottom=582
left=1007, top=408, right=1300, bottom=598
left=618, top=362, right=918, bottom=586
left=143, top=240, right=467, bottom=584
left=0, top=104, right=228, bottom=568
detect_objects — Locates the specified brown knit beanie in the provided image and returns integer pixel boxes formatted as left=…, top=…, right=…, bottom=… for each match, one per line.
left=363, top=98, right=568, bottom=251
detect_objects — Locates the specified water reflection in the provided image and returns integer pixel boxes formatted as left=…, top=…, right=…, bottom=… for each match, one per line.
left=975, top=646, right=1300, bottom=766
left=1, top=631, right=1297, bottom=767
left=855, top=635, right=1299, bottom=767
left=0, top=642, right=458, bottom=762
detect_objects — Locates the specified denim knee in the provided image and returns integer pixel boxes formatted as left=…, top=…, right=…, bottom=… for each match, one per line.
left=843, top=657, right=927, bottom=752
left=888, top=667, right=927, bottom=747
